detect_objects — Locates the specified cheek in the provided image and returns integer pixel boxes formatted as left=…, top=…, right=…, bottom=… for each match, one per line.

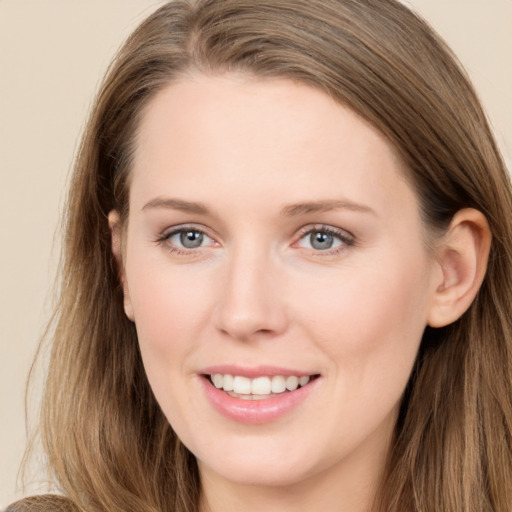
left=291, top=258, right=430, bottom=455
left=124, top=251, right=214, bottom=364
left=124, top=256, right=214, bottom=429
left=297, top=249, right=431, bottom=387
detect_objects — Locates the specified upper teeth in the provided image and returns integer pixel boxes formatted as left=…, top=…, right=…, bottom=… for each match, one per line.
left=210, top=374, right=311, bottom=395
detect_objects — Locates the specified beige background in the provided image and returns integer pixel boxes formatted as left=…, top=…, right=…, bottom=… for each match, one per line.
left=1, top=0, right=510, bottom=507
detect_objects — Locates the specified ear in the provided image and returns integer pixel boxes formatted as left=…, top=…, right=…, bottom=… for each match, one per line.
left=427, top=208, right=491, bottom=328
left=108, top=210, right=135, bottom=321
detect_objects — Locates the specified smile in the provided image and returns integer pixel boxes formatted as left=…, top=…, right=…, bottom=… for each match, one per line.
left=201, top=372, right=320, bottom=423
left=209, top=374, right=313, bottom=399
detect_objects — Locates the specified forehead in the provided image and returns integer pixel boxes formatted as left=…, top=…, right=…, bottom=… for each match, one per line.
left=130, top=73, right=416, bottom=220
left=134, top=73, right=397, bottom=164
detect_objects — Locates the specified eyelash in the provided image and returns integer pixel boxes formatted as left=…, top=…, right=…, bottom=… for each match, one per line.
left=294, top=225, right=355, bottom=256
left=154, top=225, right=215, bottom=256
left=155, top=224, right=355, bottom=256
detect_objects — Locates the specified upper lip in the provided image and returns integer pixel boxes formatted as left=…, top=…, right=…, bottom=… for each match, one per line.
left=200, top=365, right=317, bottom=378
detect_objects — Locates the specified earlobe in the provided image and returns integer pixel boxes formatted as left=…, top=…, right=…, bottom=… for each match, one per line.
left=108, top=210, right=135, bottom=322
left=427, top=208, right=491, bottom=328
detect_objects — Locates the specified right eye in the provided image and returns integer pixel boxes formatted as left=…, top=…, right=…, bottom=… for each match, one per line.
left=157, top=227, right=217, bottom=253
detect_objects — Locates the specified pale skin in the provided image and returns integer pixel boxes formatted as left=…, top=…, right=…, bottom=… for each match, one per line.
left=109, top=73, right=491, bottom=512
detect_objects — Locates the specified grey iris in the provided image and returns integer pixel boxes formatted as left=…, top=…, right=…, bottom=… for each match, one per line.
left=180, top=230, right=203, bottom=248
left=310, top=231, right=334, bottom=250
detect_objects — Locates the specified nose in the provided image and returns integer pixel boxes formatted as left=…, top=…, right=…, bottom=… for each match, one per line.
left=213, top=245, right=289, bottom=341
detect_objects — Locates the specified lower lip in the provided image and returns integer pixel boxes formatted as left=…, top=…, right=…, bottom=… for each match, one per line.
left=200, top=376, right=319, bottom=424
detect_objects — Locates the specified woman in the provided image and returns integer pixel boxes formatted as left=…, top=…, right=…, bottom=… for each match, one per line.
left=8, top=0, right=512, bottom=511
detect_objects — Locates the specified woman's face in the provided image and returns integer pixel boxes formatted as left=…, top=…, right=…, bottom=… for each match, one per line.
left=117, top=74, right=440, bottom=492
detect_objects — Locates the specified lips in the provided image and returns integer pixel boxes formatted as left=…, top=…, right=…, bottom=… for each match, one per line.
left=200, top=366, right=320, bottom=423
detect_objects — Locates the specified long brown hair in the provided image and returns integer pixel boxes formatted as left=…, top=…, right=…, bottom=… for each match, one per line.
left=25, top=1, right=512, bottom=511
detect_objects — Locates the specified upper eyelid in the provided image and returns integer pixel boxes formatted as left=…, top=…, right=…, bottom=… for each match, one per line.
left=157, top=225, right=217, bottom=247
left=161, top=224, right=352, bottom=236
left=292, top=225, right=356, bottom=256
left=161, top=224, right=212, bottom=238
left=157, top=226, right=217, bottom=254
left=295, top=224, right=355, bottom=241
left=156, top=223, right=355, bottom=248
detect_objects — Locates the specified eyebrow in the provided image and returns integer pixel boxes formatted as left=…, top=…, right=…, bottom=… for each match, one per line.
left=281, top=199, right=376, bottom=217
left=142, top=197, right=210, bottom=215
left=141, top=197, right=376, bottom=217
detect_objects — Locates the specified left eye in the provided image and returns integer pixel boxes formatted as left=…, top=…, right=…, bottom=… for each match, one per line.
left=167, top=229, right=214, bottom=249
left=297, top=229, right=348, bottom=251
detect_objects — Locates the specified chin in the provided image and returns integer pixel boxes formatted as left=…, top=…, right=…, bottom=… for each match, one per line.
left=202, top=458, right=313, bottom=488
left=193, top=437, right=326, bottom=489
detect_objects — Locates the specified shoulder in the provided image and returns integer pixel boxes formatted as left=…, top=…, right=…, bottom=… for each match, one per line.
left=3, top=495, right=79, bottom=512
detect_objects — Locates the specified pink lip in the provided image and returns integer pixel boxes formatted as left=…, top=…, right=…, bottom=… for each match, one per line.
left=199, top=372, right=320, bottom=425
